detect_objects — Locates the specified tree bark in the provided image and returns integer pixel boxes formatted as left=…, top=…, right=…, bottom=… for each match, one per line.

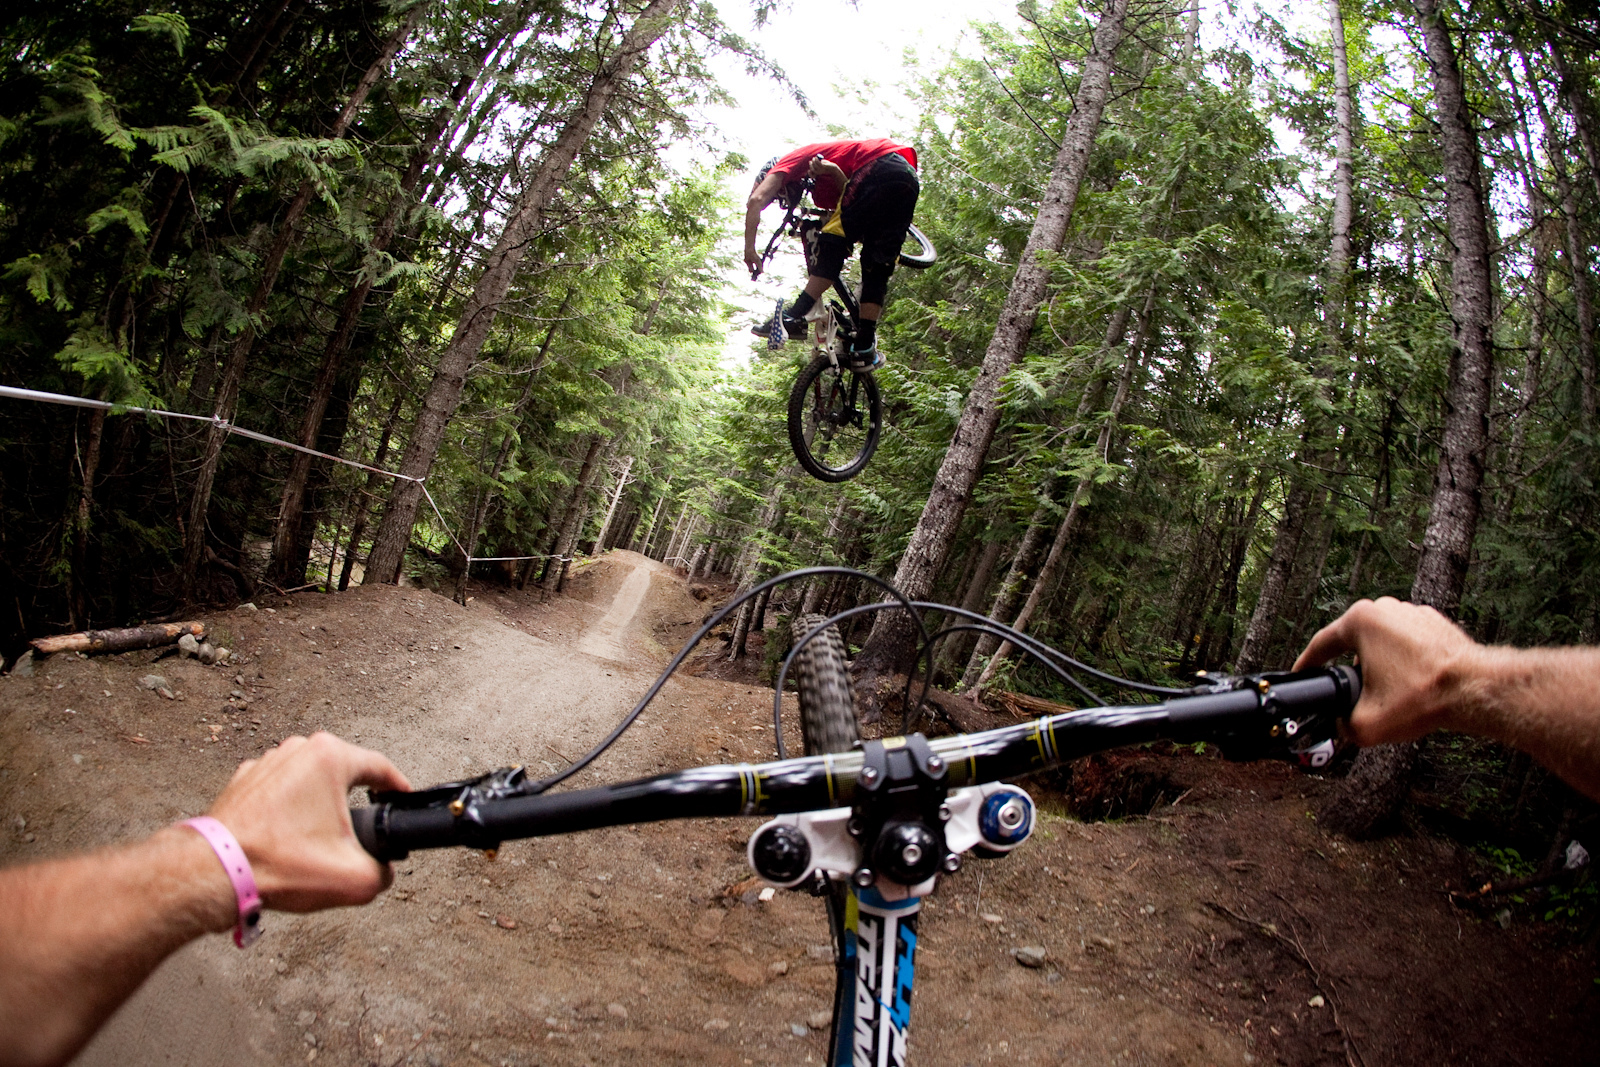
left=960, top=511, right=1051, bottom=690
left=267, top=46, right=483, bottom=585
left=662, top=500, right=692, bottom=565
left=592, top=455, right=635, bottom=554
left=1323, top=0, right=1497, bottom=838
left=68, top=407, right=107, bottom=629
left=337, top=391, right=405, bottom=591
left=1545, top=42, right=1600, bottom=206
left=365, top=0, right=680, bottom=584
left=634, top=479, right=671, bottom=556
left=540, top=435, right=607, bottom=585
left=1406, top=0, right=1496, bottom=615
left=1499, top=64, right=1552, bottom=524
left=854, top=0, right=1130, bottom=677
left=32, top=621, right=205, bottom=656
left=935, top=535, right=1005, bottom=681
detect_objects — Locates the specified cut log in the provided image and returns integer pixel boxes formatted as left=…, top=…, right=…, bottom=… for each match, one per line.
left=992, top=690, right=1077, bottom=719
left=31, top=622, right=206, bottom=656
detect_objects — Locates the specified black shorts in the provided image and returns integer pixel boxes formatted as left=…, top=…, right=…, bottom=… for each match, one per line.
left=811, top=152, right=920, bottom=279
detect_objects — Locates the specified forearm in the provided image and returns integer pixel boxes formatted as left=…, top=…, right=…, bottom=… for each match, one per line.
left=1445, top=645, right=1600, bottom=800
left=744, top=201, right=764, bottom=253
left=0, top=827, right=233, bottom=1067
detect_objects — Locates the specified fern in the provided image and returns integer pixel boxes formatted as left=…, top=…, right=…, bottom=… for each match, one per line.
left=129, top=13, right=190, bottom=56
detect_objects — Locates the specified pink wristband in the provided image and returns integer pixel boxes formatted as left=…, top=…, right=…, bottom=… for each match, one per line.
left=182, top=816, right=263, bottom=948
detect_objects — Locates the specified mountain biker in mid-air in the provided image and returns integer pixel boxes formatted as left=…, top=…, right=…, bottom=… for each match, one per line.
left=744, top=138, right=920, bottom=372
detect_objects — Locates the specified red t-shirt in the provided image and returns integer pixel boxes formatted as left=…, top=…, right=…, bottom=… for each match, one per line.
left=770, top=139, right=918, bottom=209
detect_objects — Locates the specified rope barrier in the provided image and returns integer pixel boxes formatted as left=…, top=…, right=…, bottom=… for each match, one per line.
left=1, top=384, right=574, bottom=571
left=0, top=385, right=422, bottom=483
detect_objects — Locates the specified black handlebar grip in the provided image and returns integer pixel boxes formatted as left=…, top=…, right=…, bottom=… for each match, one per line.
left=1332, top=663, right=1362, bottom=709
left=352, top=805, right=384, bottom=860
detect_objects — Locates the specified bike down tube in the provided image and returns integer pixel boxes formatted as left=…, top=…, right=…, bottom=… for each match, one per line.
left=353, top=667, right=1358, bottom=861
left=839, top=886, right=920, bottom=1067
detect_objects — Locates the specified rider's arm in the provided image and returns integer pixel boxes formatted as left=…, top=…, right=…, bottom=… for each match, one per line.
left=744, top=170, right=789, bottom=274
left=1295, top=598, right=1600, bottom=800
left=0, top=732, right=409, bottom=1067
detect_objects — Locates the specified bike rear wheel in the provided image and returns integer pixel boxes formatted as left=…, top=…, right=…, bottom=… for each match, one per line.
left=787, top=353, right=882, bottom=483
left=898, top=222, right=937, bottom=268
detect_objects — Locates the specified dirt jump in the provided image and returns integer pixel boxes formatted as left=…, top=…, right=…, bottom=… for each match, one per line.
left=0, top=551, right=1592, bottom=1066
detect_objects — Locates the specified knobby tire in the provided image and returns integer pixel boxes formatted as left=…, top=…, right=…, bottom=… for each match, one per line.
left=790, top=613, right=859, bottom=1067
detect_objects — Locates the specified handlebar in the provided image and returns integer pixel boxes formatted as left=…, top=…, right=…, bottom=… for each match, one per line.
left=352, top=665, right=1359, bottom=863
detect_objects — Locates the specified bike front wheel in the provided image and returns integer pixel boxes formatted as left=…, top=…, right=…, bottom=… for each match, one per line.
left=790, top=613, right=860, bottom=757
left=789, top=612, right=859, bottom=1067
left=787, top=353, right=883, bottom=483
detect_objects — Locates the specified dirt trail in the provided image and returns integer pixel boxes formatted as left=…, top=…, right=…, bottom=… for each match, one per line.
left=0, top=551, right=1592, bottom=1067
left=577, top=564, right=653, bottom=665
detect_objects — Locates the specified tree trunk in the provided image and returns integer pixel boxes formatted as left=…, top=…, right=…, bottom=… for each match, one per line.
left=338, top=391, right=405, bottom=591
left=663, top=500, right=692, bottom=565
left=960, top=514, right=1051, bottom=689
left=1235, top=0, right=1356, bottom=672
left=973, top=296, right=1150, bottom=693
left=182, top=6, right=423, bottom=600
left=592, top=455, right=635, bottom=554
left=959, top=288, right=1139, bottom=685
left=726, top=484, right=787, bottom=659
left=1499, top=66, right=1552, bottom=523
left=934, top=535, right=1004, bottom=680
left=68, top=407, right=107, bottom=629
left=800, top=499, right=850, bottom=613
left=635, top=480, right=671, bottom=555
left=1502, top=226, right=1548, bottom=520
left=267, top=56, right=480, bottom=585
left=1406, top=0, right=1496, bottom=614
left=541, top=436, right=607, bottom=585
left=1546, top=42, right=1600, bottom=206
left=32, top=621, right=206, bottom=656
left=854, top=0, right=1130, bottom=677
left=365, top=0, right=680, bottom=584
left=1560, top=184, right=1597, bottom=433
left=1323, top=0, right=1497, bottom=838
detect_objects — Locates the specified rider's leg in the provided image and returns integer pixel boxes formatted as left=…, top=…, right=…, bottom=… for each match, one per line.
left=788, top=236, right=850, bottom=326
left=755, top=273, right=835, bottom=339
left=788, top=273, right=833, bottom=319
left=855, top=301, right=882, bottom=349
left=838, top=154, right=919, bottom=368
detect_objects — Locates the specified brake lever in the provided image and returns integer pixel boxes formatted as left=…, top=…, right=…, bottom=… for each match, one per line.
left=369, top=764, right=531, bottom=815
left=1176, top=667, right=1358, bottom=770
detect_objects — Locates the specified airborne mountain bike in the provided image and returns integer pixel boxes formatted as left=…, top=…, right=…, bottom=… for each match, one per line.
left=751, top=179, right=937, bottom=483
left=354, top=567, right=1353, bottom=1067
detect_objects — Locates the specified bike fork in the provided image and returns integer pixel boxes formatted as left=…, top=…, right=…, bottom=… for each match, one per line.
left=826, top=887, right=923, bottom=1067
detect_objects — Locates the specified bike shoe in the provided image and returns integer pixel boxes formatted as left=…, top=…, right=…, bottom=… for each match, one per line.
left=841, top=342, right=885, bottom=373
left=751, top=313, right=808, bottom=340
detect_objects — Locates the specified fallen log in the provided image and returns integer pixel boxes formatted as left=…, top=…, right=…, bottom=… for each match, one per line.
left=992, top=689, right=1077, bottom=719
left=31, top=622, right=206, bottom=656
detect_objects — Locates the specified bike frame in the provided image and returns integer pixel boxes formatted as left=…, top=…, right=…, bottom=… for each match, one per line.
left=838, top=886, right=920, bottom=1067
